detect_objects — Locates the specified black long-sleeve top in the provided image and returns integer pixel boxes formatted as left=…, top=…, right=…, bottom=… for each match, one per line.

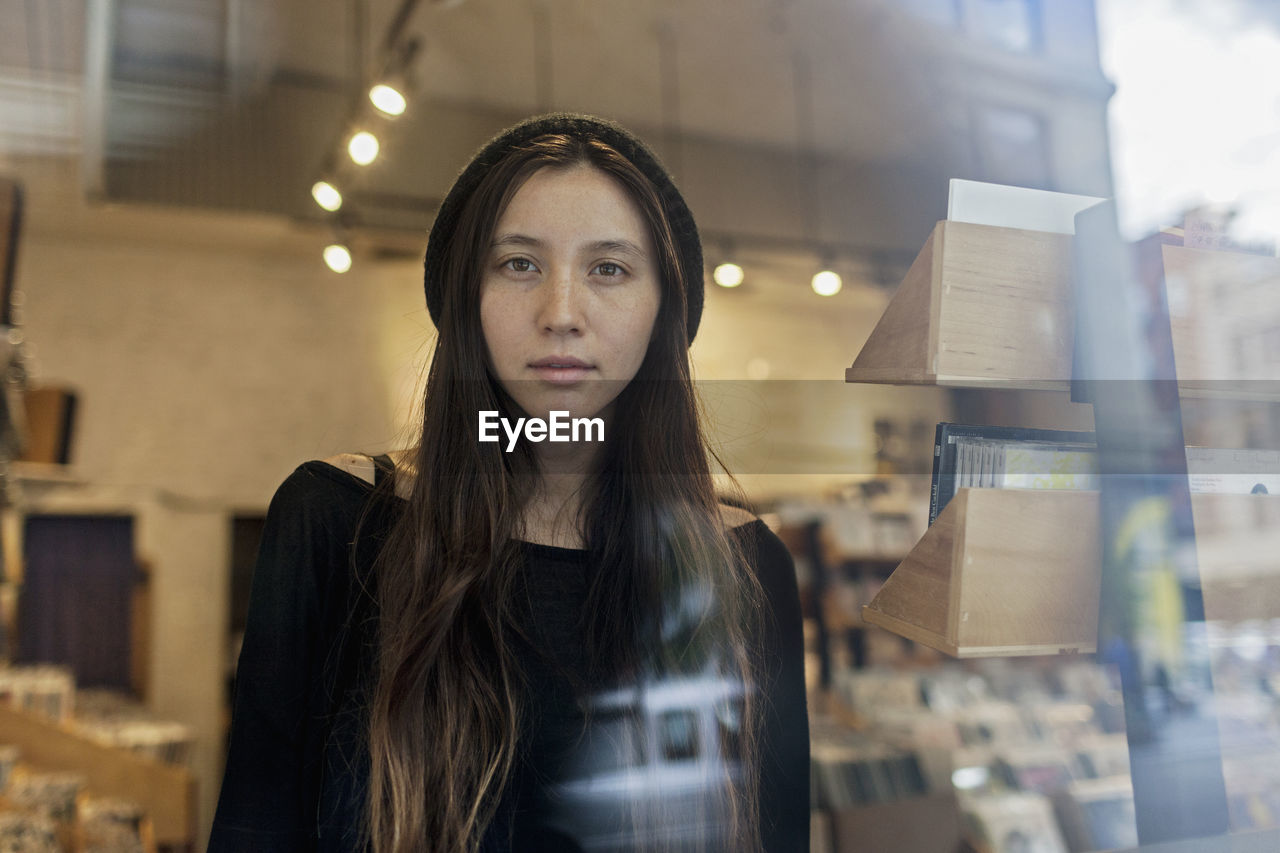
left=209, top=460, right=809, bottom=852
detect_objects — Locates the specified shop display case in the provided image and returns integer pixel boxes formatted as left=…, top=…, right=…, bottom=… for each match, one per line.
left=850, top=216, right=1280, bottom=653
left=841, top=205, right=1280, bottom=850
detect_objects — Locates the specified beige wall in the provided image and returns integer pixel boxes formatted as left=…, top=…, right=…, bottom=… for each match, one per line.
left=21, top=229, right=425, bottom=505
left=13, top=166, right=430, bottom=845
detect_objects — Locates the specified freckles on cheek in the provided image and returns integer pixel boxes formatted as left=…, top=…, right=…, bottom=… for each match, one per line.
left=479, top=290, right=507, bottom=344
left=477, top=313, right=503, bottom=373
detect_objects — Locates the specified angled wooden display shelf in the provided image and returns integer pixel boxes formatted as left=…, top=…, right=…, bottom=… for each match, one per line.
left=844, top=220, right=1075, bottom=391
left=846, top=220, right=1280, bottom=397
left=0, top=704, right=195, bottom=847
left=860, top=487, right=1101, bottom=657
left=860, top=487, right=1280, bottom=658
left=1188, top=492, right=1280, bottom=624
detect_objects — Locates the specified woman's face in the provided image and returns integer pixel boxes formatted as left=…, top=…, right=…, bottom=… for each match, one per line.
left=480, top=163, right=662, bottom=424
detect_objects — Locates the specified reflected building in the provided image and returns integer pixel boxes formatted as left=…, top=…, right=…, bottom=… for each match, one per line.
left=538, top=673, right=747, bottom=852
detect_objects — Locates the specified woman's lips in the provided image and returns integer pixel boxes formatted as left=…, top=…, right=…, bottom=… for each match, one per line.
left=529, top=359, right=594, bottom=384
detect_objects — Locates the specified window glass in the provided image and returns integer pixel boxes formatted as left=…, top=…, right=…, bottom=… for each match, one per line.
left=659, top=709, right=700, bottom=763
left=974, top=104, right=1053, bottom=190
left=900, top=0, right=962, bottom=29
left=963, top=0, right=1039, bottom=53
left=562, top=708, right=645, bottom=779
left=716, top=697, right=744, bottom=762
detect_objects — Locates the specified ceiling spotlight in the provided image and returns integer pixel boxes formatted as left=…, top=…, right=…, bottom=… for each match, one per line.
left=811, top=269, right=842, bottom=297
left=713, top=262, right=745, bottom=288
left=348, top=131, right=380, bottom=166
left=311, top=180, right=342, bottom=212
left=323, top=243, right=352, bottom=274
left=369, top=83, right=407, bottom=117
left=746, top=357, right=771, bottom=380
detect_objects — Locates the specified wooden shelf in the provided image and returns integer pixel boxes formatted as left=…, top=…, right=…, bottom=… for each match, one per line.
left=5, top=461, right=84, bottom=485
left=845, top=220, right=1075, bottom=390
left=861, top=488, right=1280, bottom=657
left=0, top=705, right=195, bottom=848
left=0, top=788, right=158, bottom=853
left=846, top=220, right=1280, bottom=396
left=1190, top=492, right=1280, bottom=623
left=845, top=207, right=1280, bottom=841
left=861, top=487, right=1101, bottom=657
left=831, top=550, right=909, bottom=565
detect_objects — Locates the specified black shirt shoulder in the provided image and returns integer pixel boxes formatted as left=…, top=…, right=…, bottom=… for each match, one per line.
left=731, top=519, right=811, bottom=853
left=209, top=461, right=394, bottom=852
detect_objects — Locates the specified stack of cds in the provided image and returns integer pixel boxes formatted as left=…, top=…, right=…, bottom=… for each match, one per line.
left=71, top=719, right=193, bottom=767
left=0, top=745, right=18, bottom=790
left=70, top=690, right=193, bottom=767
left=0, top=667, right=74, bottom=724
left=1051, top=778, right=1138, bottom=853
left=817, top=659, right=1142, bottom=850
left=80, top=797, right=146, bottom=853
left=810, top=718, right=930, bottom=810
left=67, top=691, right=134, bottom=719
left=963, top=791, right=1070, bottom=853
left=5, top=770, right=86, bottom=823
left=830, top=670, right=926, bottom=718
left=0, top=812, right=60, bottom=853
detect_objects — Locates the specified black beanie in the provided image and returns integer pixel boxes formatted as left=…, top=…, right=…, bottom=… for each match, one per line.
left=423, top=113, right=705, bottom=344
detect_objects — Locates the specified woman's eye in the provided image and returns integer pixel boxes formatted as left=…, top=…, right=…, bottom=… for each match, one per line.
left=594, top=261, right=623, bottom=277
left=504, top=258, right=536, bottom=273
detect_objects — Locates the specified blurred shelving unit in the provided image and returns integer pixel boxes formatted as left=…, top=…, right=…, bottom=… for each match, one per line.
left=0, top=703, right=188, bottom=849
left=843, top=213, right=1280, bottom=849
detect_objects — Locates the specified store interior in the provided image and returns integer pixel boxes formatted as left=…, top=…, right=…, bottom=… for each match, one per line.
left=3, top=0, right=1280, bottom=851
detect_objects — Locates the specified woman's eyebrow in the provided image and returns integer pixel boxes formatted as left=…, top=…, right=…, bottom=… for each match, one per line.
left=490, top=234, right=647, bottom=260
left=584, top=239, right=646, bottom=259
left=490, top=233, right=544, bottom=250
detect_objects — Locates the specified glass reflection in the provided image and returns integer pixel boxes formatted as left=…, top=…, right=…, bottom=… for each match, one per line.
left=538, top=672, right=747, bottom=852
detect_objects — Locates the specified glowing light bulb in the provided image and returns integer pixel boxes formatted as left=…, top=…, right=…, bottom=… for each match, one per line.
left=369, top=84, right=407, bottom=116
left=323, top=243, right=352, bottom=273
left=713, top=262, right=745, bottom=288
left=811, top=269, right=842, bottom=296
left=311, top=181, right=342, bottom=212
left=348, top=131, right=380, bottom=166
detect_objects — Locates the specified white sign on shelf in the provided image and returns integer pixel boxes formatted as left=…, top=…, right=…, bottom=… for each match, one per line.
left=947, top=179, right=1106, bottom=235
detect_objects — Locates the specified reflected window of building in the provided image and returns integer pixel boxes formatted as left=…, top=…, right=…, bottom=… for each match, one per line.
left=114, top=0, right=227, bottom=90
left=564, top=708, right=646, bottom=779
left=1262, top=328, right=1280, bottom=363
left=900, top=0, right=962, bottom=28
left=716, top=698, right=744, bottom=762
left=659, top=709, right=700, bottom=763
left=903, top=0, right=1041, bottom=53
left=973, top=104, right=1053, bottom=190
left=961, top=0, right=1041, bottom=53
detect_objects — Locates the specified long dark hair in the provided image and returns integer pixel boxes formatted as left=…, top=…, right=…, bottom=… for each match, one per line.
left=363, top=132, right=766, bottom=852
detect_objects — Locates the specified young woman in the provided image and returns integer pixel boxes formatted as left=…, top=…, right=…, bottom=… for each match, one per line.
left=209, top=114, right=809, bottom=853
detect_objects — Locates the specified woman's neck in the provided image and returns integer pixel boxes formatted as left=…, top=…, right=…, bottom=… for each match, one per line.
left=519, top=440, right=599, bottom=549
left=392, top=435, right=600, bottom=549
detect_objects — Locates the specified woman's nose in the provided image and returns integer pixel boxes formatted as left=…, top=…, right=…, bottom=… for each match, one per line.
left=537, top=267, right=585, bottom=334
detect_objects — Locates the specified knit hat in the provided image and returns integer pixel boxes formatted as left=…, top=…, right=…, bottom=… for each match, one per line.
left=423, top=113, right=704, bottom=344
